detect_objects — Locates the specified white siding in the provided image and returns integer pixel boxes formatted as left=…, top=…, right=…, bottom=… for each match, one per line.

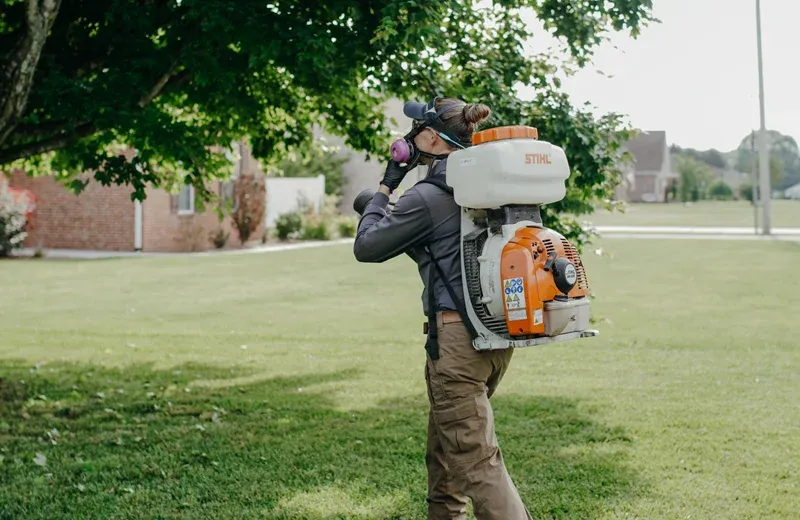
left=265, top=175, right=325, bottom=228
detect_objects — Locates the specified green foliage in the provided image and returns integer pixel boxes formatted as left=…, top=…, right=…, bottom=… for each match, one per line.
left=1, top=0, right=656, bottom=248
left=298, top=193, right=341, bottom=241
left=736, top=131, right=798, bottom=190
left=757, top=155, right=785, bottom=187
left=706, top=179, right=733, bottom=201
left=517, top=93, right=636, bottom=249
left=677, top=156, right=713, bottom=203
left=274, top=212, right=303, bottom=241
left=300, top=215, right=332, bottom=241
left=274, top=141, right=348, bottom=197
left=338, top=216, right=358, bottom=238
left=671, top=145, right=727, bottom=169
left=739, top=182, right=755, bottom=203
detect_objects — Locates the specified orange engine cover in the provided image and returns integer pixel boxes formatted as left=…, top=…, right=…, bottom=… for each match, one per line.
left=500, top=227, right=590, bottom=336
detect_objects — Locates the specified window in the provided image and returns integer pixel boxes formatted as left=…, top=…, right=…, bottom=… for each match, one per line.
left=177, top=184, right=195, bottom=214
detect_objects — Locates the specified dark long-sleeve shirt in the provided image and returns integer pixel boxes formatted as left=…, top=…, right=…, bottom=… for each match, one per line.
left=353, top=159, right=464, bottom=315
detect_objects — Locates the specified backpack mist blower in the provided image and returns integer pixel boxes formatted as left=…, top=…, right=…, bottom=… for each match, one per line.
left=355, top=125, right=598, bottom=351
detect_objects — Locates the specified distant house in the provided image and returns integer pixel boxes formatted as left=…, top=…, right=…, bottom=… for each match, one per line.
left=614, top=159, right=636, bottom=203
left=786, top=182, right=800, bottom=200
left=8, top=144, right=266, bottom=253
left=623, top=130, right=678, bottom=202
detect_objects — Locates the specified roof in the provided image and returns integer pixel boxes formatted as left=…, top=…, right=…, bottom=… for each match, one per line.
left=786, top=182, right=800, bottom=194
left=624, top=131, right=667, bottom=172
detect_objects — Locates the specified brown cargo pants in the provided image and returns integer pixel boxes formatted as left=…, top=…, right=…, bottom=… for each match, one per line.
left=424, top=311, right=532, bottom=520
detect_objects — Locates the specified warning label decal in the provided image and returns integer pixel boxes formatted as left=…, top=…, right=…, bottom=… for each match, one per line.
left=503, top=277, right=526, bottom=310
left=508, top=309, right=528, bottom=322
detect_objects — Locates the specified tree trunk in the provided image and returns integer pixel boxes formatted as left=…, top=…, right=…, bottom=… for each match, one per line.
left=0, top=0, right=62, bottom=148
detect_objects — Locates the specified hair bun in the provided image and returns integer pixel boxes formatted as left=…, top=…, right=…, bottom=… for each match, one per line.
left=463, top=103, right=491, bottom=125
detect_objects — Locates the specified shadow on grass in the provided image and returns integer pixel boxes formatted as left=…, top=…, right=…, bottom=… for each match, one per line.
left=0, top=360, right=645, bottom=520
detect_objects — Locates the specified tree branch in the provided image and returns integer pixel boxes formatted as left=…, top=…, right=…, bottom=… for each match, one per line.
left=1, top=63, right=192, bottom=165
left=0, top=0, right=63, bottom=147
left=165, top=69, right=192, bottom=90
left=0, top=122, right=96, bottom=165
left=11, top=119, right=89, bottom=142
left=138, top=59, right=181, bottom=108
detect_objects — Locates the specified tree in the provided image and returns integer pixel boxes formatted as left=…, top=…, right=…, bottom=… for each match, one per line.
left=671, top=145, right=727, bottom=170
left=739, top=181, right=755, bottom=203
left=735, top=131, right=799, bottom=190
left=676, top=156, right=712, bottom=202
left=706, top=179, right=733, bottom=201
left=755, top=155, right=785, bottom=187
left=1, top=0, right=655, bottom=249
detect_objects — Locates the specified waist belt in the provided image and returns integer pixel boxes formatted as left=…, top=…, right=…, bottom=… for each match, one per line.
left=423, top=311, right=461, bottom=334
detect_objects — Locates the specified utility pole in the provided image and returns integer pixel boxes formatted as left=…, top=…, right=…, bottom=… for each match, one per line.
left=756, top=0, right=771, bottom=234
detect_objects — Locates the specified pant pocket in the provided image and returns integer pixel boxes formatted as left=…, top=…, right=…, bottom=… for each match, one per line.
left=434, top=394, right=497, bottom=467
left=426, top=359, right=447, bottom=404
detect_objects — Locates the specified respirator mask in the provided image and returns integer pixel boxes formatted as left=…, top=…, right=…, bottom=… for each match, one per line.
left=389, top=97, right=473, bottom=171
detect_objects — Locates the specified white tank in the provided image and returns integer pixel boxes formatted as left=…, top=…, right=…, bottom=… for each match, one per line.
left=446, top=127, right=570, bottom=209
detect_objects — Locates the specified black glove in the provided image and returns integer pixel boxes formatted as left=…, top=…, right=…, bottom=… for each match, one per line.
left=380, top=160, right=412, bottom=193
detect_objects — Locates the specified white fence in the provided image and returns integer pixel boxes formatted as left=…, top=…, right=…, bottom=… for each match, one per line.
left=265, top=175, right=326, bottom=228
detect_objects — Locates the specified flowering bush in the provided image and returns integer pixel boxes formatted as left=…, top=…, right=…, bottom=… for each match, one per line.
left=231, top=174, right=266, bottom=245
left=0, top=175, right=36, bottom=257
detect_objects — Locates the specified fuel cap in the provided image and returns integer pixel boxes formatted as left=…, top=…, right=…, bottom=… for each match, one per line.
left=552, top=257, right=578, bottom=295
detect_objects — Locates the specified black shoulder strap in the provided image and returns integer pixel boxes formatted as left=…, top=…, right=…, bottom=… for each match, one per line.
left=417, top=176, right=453, bottom=194
left=425, top=246, right=479, bottom=340
left=418, top=175, right=478, bottom=361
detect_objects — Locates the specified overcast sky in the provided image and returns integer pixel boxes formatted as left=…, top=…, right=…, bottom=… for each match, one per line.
left=517, top=0, right=798, bottom=152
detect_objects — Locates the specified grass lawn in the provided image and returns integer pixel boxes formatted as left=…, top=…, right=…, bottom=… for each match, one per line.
left=578, top=199, right=800, bottom=228
left=1, top=238, right=799, bottom=519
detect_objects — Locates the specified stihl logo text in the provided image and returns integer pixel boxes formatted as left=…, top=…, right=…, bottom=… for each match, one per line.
left=525, top=153, right=552, bottom=165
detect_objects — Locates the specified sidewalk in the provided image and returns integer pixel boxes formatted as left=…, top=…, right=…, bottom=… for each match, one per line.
left=592, top=225, right=800, bottom=236
left=13, top=238, right=356, bottom=260
left=592, top=226, right=800, bottom=242
left=11, top=225, right=800, bottom=260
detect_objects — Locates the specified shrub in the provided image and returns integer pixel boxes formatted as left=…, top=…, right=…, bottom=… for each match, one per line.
left=0, top=175, right=36, bottom=257
left=337, top=216, right=358, bottom=238
left=210, top=229, right=229, bottom=249
left=300, top=214, right=331, bottom=241
left=275, top=212, right=303, bottom=240
left=231, top=174, right=266, bottom=244
left=740, top=182, right=756, bottom=202
left=707, top=179, right=734, bottom=200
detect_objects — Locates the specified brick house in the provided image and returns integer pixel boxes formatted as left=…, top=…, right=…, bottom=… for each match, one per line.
left=623, top=130, right=678, bottom=202
left=7, top=144, right=265, bottom=253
